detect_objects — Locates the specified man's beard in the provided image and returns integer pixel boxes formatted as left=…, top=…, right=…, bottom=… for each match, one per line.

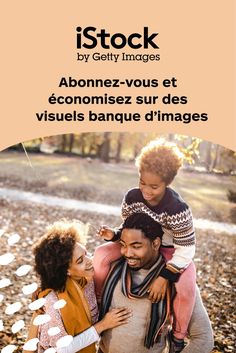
left=128, top=265, right=141, bottom=271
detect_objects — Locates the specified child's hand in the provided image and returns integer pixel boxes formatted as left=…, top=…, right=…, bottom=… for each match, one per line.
left=147, top=277, right=168, bottom=303
left=96, top=225, right=115, bottom=241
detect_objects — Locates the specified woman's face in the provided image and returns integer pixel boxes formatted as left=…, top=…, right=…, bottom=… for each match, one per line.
left=68, top=242, right=94, bottom=280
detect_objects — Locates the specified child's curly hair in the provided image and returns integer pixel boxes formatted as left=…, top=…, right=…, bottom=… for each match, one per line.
left=33, top=220, right=88, bottom=292
left=135, top=139, right=183, bottom=185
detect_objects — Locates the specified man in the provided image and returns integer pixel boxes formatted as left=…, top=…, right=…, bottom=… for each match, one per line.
left=94, top=213, right=214, bottom=353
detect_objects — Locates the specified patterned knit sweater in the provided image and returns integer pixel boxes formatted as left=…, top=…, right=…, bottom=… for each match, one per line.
left=116, top=187, right=195, bottom=278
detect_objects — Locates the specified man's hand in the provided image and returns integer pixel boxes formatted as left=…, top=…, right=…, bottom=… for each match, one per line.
left=147, top=277, right=168, bottom=302
left=96, top=225, right=115, bottom=241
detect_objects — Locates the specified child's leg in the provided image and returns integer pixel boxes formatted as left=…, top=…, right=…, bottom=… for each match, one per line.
left=173, top=262, right=196, bottom=339
left=160, top=247, right=196, bottom=340
left=93, top=242, right=121, bottom=302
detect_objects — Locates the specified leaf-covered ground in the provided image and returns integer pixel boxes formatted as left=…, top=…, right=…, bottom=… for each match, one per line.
left=0, top=198, right=235, bottom=353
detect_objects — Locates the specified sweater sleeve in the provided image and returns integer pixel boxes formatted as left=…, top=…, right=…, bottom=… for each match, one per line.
left=111, top=188, right=145, bottom=242
left=160, top=206, right=196, bottom=281
left=111, top=191, right=130, bottom=241
left=57, top=327, right=99, bottom=353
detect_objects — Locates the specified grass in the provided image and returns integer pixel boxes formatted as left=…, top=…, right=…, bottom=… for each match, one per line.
left=0, top=150, right=235, bottom=223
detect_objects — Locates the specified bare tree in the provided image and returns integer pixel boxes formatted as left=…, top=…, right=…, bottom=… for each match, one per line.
left=68, top=134, right=75, bottom=153
left=99, top=132, right=111, bottom=163
left=61, top=135, right=67, bottom=152
left=115, top=133, right=125, bottom=163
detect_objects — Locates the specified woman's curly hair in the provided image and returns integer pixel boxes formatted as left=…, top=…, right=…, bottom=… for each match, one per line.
left=33, top=220, right=87, bottom=292
left=135, top=139, right=183, bottom=185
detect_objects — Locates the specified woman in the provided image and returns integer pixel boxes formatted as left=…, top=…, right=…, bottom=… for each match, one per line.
left=27, top=220, right=131, bottom=353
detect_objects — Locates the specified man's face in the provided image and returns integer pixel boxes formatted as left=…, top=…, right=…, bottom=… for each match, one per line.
left=120, top=228, right=160, bottom=270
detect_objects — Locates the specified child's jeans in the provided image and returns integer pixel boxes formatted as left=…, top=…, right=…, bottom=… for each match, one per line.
left=93, top=242, right=196, bottom=339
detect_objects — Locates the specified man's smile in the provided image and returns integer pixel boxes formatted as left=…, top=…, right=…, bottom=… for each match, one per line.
left=125, top=258, right=139, bottom=266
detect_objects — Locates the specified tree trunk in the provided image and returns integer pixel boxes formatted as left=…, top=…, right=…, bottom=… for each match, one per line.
left=99, top=132, right=111, bottom=163
left=115, top=133, right=124, bottom=163
left=205, top=142, right=213, bottom=172
left=68, top=134, right=75, bottom=153
left=211, top=144, right=220, bottom=170
left=61, top=135, right=67, bottom=152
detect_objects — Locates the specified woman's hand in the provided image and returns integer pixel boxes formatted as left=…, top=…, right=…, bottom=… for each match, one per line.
left=147, top=277, right=168, bottom=302
left=96, top=225, right=115, bottom=241
left=94, top=307, right=132, bottom=333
